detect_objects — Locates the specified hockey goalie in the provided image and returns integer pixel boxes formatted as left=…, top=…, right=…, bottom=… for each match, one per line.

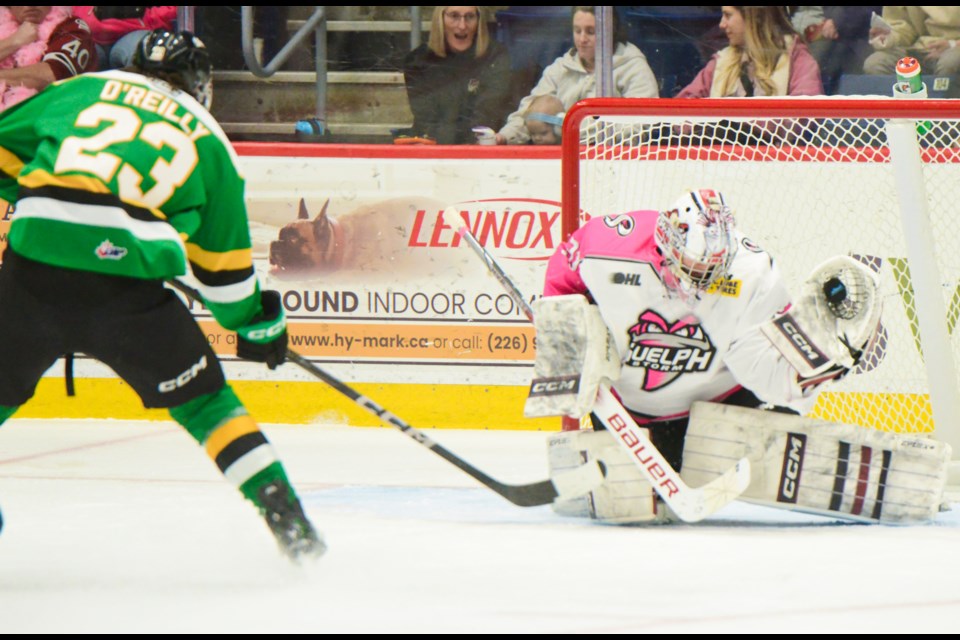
left=528, top=189, right=950, bottom=525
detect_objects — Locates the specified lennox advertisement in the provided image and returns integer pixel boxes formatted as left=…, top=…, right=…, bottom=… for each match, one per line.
left=3, top=149, right=567, bottom=389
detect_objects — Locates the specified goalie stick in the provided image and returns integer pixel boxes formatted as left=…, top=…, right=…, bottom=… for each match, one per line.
left=167, top=279, right=606, bottom=508
left=441, top=206, right=751, bottom=522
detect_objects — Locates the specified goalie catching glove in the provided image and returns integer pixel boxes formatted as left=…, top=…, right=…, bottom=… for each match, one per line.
left=761, top=255, right=882, bottom=384
left=236, top=290, right=287, bottom=369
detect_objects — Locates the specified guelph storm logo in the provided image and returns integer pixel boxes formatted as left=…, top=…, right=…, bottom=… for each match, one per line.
left=625, top=310, right=716, bottom=390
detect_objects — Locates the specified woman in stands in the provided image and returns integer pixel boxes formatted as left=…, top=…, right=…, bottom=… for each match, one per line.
left=677, top=6, right=823, bottom=97
left=401, top=6, right=512, bottom=144
left=493, top=6, right=659, bottom=145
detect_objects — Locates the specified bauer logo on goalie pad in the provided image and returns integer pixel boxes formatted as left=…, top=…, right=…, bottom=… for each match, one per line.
left=529, top=375, right=580, bottom=397
left=770, top=313, right=831, bottom=370
left=777, top=433, right=807, bottom=504
left=606, top=411, right=680, bottom=497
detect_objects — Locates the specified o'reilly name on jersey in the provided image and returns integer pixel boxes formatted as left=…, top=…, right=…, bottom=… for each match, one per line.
left=100, top=79, right=212, bottom=141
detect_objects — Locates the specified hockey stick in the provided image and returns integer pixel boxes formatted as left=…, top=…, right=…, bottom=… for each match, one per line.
left=167, top=279, right=606, bottom=508
left=441, top=207, right=751, bottom=522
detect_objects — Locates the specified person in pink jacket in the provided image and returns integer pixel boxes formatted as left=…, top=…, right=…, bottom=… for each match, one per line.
left=72, top=6, right=176, bottom=70
left=677, top=6, right=823, bottom=98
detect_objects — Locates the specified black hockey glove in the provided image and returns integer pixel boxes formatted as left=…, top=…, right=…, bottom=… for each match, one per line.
left=236, top=290, right=287, bottom=370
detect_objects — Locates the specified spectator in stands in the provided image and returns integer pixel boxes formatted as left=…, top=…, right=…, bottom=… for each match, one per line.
left=677, top=6, right=823, bottom=98
left=0, top=6, right=96, bottom=112
left=790, top=6, right=879, bottom=95
left=493, top=6, right=658, bottom=145
left=401, top=6, right=513, bottom=145
left=523, top=94, right=565, bottom=145
left=72, top=7, right=176, bottom=71
left=863, top=7, right=960, bottom=76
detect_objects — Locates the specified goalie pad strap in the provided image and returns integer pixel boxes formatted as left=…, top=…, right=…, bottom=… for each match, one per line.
left=681, top=402, right=950, bottom=524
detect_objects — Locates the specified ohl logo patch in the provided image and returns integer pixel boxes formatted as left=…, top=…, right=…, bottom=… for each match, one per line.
left=625, top=310, right=716, bottom=390
left=95, top=239, right=127, bottom=260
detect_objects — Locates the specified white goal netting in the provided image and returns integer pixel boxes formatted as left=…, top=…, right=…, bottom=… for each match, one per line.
left=563, top=97, right=960, bottom=444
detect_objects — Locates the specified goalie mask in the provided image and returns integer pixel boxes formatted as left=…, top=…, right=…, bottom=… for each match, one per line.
left=655, top=190, right=738, bottom=304
left=133, top=29, right=213, bottom=109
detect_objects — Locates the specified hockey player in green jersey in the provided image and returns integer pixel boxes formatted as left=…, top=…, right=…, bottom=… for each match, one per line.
left=0, top=29, right=326, bottom=562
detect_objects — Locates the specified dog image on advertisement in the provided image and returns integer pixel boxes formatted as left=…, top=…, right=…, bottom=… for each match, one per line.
left=266, top=196, right=470, bottom=282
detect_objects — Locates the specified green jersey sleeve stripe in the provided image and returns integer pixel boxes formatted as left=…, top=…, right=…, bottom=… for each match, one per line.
left=22, top=184, right=168, bottom=223
left=15, top=196, right=186, bottom=245
left=0, top=145, right=24, bottom=178
left=186, top=243, right=254, bottom=272
left=196, top=275, right=259, bottom=305
left=20, top=168, right=113, bottom=196
left=190, top=260, right=256, bottom=288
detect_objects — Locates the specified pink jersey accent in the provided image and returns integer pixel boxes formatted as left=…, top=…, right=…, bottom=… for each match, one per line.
left=544, top=210, right=662, bottom=297
left=543, top=210, right=818, bottom=419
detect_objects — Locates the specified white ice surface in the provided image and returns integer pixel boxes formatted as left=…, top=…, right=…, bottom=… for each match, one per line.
left=1, top=418, right=958, bottom=634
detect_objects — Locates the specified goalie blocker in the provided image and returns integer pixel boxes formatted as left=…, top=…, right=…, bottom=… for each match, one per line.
left=524, top=294, right=620, bottom=420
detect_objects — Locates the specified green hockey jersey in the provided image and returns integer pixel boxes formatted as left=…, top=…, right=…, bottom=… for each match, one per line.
left=0, top=69, right=260, bottom=330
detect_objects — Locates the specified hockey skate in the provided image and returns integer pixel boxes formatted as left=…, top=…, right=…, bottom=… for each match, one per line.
left=258, top=479, right=327, bottom=562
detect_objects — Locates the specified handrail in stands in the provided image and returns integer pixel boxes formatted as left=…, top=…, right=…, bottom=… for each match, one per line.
left=234, top=6, right=424, bottom=133
left=240, top=6, right=326, bottom=126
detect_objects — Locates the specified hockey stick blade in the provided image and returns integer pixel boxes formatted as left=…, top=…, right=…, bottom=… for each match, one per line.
left=167, top=279, right=606, bottom=508
left=442, top=206, right=751, bottom=521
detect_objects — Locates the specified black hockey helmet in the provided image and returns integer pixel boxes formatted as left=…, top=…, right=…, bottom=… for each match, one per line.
left=133, top=29, right=213, bottom=109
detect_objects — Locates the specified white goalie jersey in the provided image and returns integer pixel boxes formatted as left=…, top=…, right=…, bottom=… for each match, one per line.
left=543, top=209, right=819, bottom=419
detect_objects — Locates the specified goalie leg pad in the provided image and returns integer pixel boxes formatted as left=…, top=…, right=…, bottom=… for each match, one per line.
left=548, top=429, right=662, bottom=524
left=681, top=402, right=950, bottom=524
left=525, top=295, right=621, bottom=419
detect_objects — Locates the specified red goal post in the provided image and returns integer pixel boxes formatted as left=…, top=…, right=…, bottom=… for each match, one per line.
left=559, top=96, right=960, bottom=457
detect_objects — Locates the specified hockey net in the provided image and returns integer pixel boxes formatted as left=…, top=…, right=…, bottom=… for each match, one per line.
left=561, top=97, right=960, bottom=447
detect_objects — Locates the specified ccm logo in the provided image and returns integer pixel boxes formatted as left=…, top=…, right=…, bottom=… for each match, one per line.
left=529, top=376, right=579, bottom=397
left=245, top=324, right=285, bottom=341
left=606, top=413, right=679, bottom=497
left=779, top=318, right=827, bottom=366
left=777, top=433, right=807, bottom=503
left=159, top=356, right=208, bottom=393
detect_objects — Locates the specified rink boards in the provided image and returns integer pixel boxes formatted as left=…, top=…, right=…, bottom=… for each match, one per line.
left=0, top=144, right=941, bottom=433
